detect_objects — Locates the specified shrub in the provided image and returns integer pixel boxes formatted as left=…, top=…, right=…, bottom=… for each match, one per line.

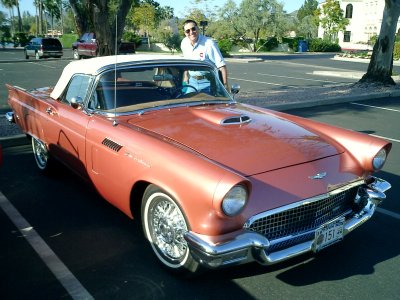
left=59, top=33, right=78, bottom=48
left=122, top=32, right=142, bottom=48
left=218, top=38, right=233, bottom=57
left=394, top=42, right=400, bottom=60
left=256, top=37, right=279, bottom=51
left=13, top=32, right=30, bottom=47
left=282, top=37, right=304, bottom=51
left=308, top=38, right=341, bottom=52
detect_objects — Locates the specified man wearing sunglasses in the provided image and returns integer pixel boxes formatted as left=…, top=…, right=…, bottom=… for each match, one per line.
left=181, top=19, right=229, bottom=91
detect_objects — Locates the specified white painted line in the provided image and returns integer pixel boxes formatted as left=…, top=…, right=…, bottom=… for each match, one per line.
left=27, top=62, right=57, bottom=69
left=0, top=191, right=94, bottom=299
left=369, top=134, right=400, bottom=143
left=351, top=102, right=400, bottom=113
left=377, top=207, right=400, bottom=220
left=258, top=72, right=338, bottom=83
left=229, top=77, right=293, bottom=87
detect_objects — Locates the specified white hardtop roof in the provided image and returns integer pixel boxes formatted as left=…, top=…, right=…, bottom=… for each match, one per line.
left=50, top=54, right=198, bottom=100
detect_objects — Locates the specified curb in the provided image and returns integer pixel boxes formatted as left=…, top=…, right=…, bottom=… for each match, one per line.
left=266, top=89, right=400, bottom=111
left=0, top=134, right=29, bottom=148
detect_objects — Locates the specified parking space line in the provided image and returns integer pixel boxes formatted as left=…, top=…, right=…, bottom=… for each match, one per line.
left=377, top=207, right=400, bottom=220
left=229, top=77, right=294, bottom=87
left=351, top=102, right=400, bottom=112
left=0, top=191, right=94, bottom=299
left=27, top=62, right=57, bottom=69
left=258, top=72, right=339, bottom=83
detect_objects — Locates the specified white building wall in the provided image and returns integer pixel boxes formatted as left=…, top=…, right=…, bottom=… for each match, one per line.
left=318, top=0, right=400, bottom=51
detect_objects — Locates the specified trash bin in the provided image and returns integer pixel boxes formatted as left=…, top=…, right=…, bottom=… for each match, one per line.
left=298, top=40, right=308, bottom=52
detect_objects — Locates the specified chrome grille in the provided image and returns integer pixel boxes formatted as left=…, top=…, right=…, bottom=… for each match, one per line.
left=245, top=185, right=360, bottom=251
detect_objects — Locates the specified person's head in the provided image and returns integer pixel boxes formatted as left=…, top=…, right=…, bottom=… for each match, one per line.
left=183, top=19, right=199, bottom=44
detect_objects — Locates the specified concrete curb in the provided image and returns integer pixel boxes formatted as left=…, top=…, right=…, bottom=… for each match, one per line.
left=266, top=89, right=400, bottom=111
left=0, top=134, right=29, bottom=148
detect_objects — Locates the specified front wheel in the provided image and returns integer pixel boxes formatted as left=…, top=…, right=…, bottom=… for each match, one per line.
left=141, top=185, right=200, bottom=275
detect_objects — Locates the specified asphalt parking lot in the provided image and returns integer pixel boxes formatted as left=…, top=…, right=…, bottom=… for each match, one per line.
left=1, top=51, right=399, bottom=299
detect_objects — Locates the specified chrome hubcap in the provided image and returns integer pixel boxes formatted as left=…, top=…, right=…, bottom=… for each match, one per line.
left=33, top=138, right=48, bottom=168
left=151, top=199, right=188, bottom=260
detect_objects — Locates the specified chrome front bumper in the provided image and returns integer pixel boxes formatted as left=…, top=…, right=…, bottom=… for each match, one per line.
left=184, top=177, right=391, bottom=269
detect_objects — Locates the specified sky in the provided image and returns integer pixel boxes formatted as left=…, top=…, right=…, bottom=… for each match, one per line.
left=2, top=0, right=306, bottom=17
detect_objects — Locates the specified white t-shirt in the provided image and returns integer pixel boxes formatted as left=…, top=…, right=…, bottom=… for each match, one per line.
left=181, top=34, right=226, bottom=69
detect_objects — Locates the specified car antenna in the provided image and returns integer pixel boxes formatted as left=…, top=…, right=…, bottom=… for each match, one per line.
left=113, top=14, right=118, bottom=127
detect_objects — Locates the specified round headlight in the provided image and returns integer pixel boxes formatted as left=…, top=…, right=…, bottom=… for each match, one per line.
left=221, top=185, right=248, bottom=216
left=373, top=148, right=387, bottom=170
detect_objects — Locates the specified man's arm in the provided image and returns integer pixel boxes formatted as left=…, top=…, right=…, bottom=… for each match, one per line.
left=219, top=65, right=228, bottom=89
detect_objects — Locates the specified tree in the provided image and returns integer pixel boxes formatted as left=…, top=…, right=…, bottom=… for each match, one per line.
left=128, top=2, right=156, bottom=48
left=318, top=0, right=349, bottom=42
left=298, top=15, right=318, bottom=39
left=69, top=0, right=136, bottom=56
left=359, top=0, right=400, bottom=85
left=297, top=0, right=318, bottom=21
left=219, top=0, right=285, bottom=52
left=44, top=0, right=61, bottom=35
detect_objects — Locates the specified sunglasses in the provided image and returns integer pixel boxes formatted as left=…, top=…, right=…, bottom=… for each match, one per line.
left=185, top=26, right=197, bottom=34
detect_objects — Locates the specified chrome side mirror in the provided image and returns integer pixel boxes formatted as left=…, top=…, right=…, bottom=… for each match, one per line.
left=231, top=84, right=240, bottom=97
left=70, top=96, right=83, bottom=109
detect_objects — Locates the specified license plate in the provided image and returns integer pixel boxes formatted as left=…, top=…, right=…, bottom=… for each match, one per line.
left=313, top=217, right=345, bottom=252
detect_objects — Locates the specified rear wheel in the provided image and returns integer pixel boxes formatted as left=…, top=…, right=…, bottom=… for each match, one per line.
left=31, top=136, right=53, bottom=173
left=73, top=49, right=81, bottom=60
left=25, top=50, right=29, bottom=59
left=141, top=185, right=200, bottom=275
left=35, top=52, right=40, bottom=60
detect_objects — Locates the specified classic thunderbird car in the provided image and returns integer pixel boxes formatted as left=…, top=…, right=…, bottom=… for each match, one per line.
left=6, top=55, right=392, bottom=275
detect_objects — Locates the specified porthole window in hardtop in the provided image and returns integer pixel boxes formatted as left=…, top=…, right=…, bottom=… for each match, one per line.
left=63, top=74, right=93, bottom=104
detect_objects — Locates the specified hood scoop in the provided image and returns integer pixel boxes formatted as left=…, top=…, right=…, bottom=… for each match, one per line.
left=191, top=108, right=252, bottom=125
left=221, top=115, right=251, bottom=125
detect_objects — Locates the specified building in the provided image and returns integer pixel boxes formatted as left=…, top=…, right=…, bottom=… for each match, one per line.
left=318, top=0, right=400, bottom=51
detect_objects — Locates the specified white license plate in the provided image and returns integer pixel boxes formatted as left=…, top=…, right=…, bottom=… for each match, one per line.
left=313, top=217, right=345, bottom=252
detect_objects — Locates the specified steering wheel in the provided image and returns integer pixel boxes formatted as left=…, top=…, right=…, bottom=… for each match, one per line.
left=174, top=84, right=199, bottom=98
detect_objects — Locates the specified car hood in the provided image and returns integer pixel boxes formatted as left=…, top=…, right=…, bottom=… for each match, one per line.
left=126, top=104, right=342, bottom=176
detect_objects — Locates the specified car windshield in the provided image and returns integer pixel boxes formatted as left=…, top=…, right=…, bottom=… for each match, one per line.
left=88, top=64, right=232, bottom=113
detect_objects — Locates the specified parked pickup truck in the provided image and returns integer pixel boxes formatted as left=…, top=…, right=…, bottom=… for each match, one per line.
left=72, top=32, right=135, bottom=59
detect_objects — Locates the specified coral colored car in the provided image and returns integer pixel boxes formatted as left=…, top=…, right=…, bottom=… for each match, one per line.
left=6, top=55, right=392, bottom=275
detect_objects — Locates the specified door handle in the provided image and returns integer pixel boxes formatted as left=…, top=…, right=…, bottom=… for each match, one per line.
left=45, top=107, right=55, bottom=115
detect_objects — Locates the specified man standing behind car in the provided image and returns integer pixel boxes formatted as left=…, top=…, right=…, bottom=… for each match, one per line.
left=180, top=19, right=229, bottom=90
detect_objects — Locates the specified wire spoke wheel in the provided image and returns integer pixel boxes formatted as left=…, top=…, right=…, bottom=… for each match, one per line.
left=142, top=185, right=200, bottom=275
left=32, top=137, right=49, bottom=171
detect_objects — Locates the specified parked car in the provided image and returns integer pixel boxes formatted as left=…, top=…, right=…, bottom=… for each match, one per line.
left=24, top=37, right=63, bottom=60
left=6, top=55, right=392, bottom=275
left=72, top=32, right=135, bottom=59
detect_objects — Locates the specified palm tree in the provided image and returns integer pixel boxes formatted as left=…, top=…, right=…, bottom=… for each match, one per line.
left=1, top=0, right=15, bottom=34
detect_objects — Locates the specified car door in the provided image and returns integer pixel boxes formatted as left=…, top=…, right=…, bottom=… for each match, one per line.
left=41, top=74, right=93, bottom=179
left=25, top=39, right=35, bottom=56
left=87, top=33, right=97, bottom=57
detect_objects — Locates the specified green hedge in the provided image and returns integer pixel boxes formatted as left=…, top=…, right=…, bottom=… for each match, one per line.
left=218, top=38, right=233, bottom=57
left=308, top=38, right=341, bottom=52
left=256, top=37, right=279, bottom=51
left=394, top=42, right=400, bottom=60
left=59, top=34, right=78, bottom=48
